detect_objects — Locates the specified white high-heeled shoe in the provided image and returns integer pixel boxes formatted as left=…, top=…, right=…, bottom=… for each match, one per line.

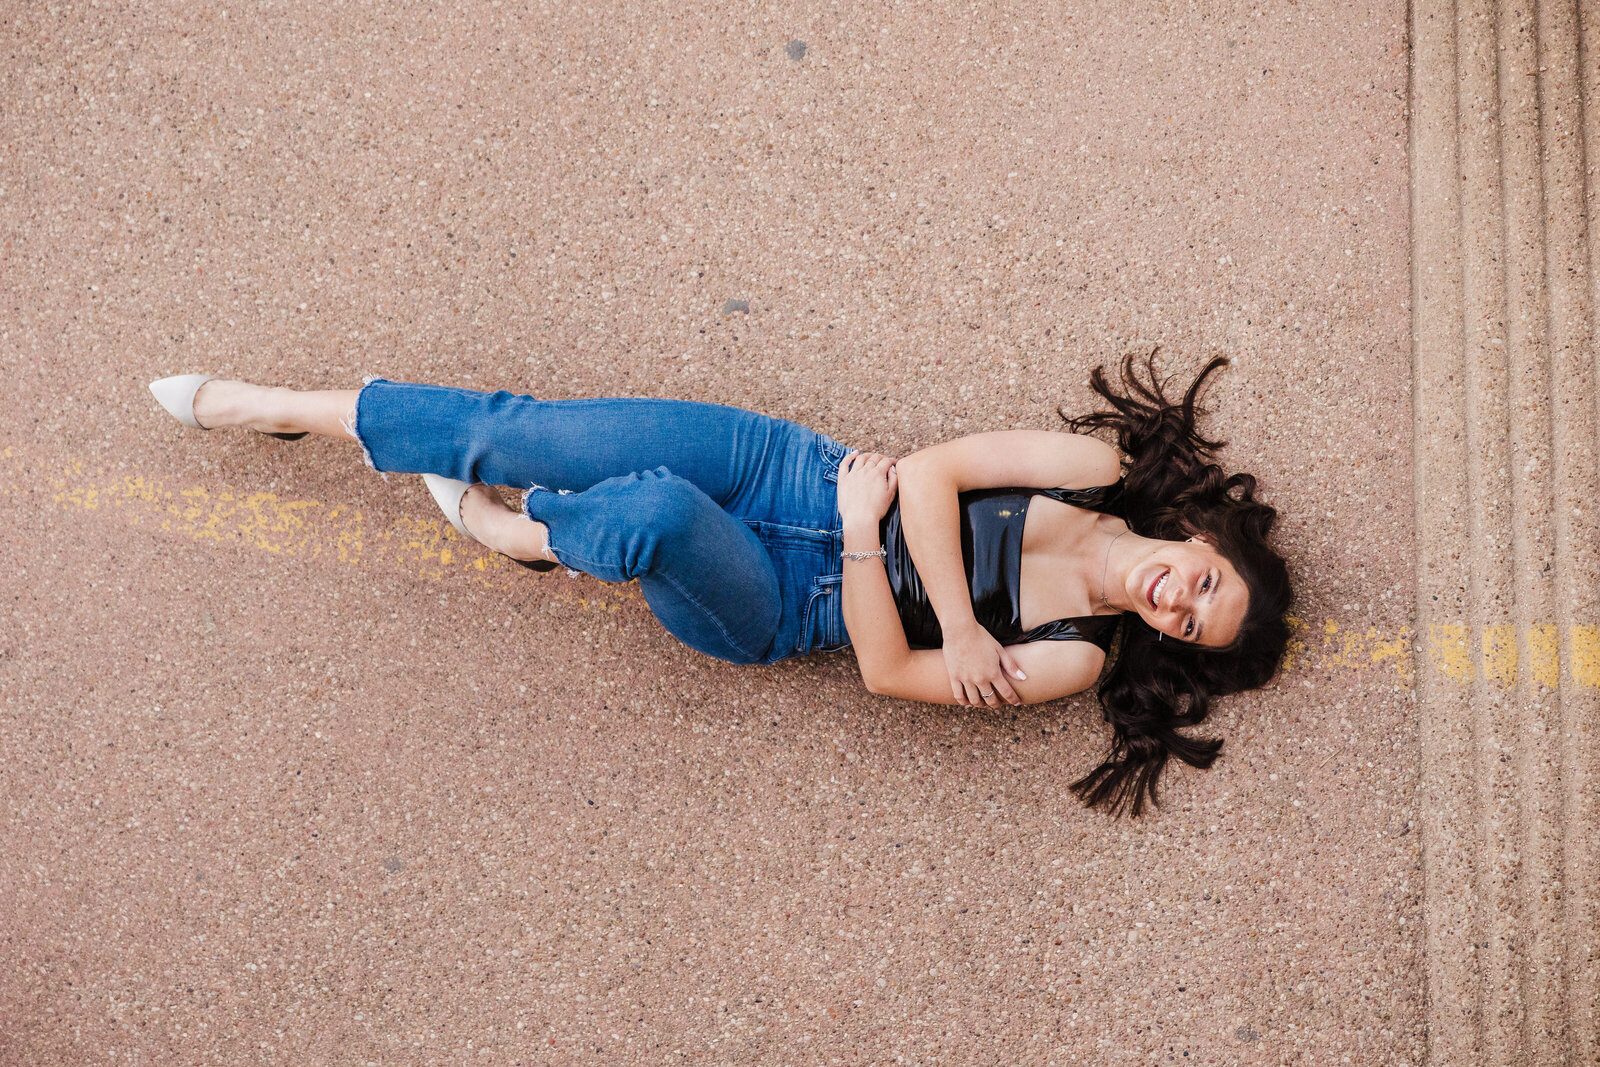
left=421, top=473, right=556, bottom=572
left=148, top=374, right=308, bottom=440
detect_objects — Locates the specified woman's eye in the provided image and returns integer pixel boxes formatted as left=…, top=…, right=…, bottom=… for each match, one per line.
left=1202, top=575, right=1213, bottom=593
left=1184, top=618, right=1195, bottom=638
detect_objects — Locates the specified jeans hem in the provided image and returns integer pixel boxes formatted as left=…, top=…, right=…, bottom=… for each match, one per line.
left=519, top=484, right=583, bottom=577
left=342, top=375, right=391, bottom=482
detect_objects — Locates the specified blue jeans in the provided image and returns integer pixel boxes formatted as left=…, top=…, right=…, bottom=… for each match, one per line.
left=348, top=377, right=854, bottom=665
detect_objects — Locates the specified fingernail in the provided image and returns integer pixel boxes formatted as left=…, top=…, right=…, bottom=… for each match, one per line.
left=1015, top=670, right=1027, bottom=680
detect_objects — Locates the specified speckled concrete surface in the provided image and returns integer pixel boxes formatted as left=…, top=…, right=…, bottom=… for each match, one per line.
left=1, top=2, right=1419, bottom=1064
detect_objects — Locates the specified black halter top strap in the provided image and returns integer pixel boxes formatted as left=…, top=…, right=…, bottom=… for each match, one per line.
left=876, top=479, right=1127, bottom=652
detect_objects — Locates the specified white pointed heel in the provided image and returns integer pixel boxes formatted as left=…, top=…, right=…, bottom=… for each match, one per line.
left=422, top=474, right=557, bottom=572
left=148, top=373, right=308, bottom=440
left=149, top=373, right=215, bottom=429
left=422, top=473, right=475, bottom=538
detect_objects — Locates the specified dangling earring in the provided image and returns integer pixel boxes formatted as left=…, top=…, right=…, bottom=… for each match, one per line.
left=1158, top=632, right=1164, bottom=642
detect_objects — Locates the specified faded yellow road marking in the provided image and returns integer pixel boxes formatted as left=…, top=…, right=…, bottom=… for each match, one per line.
left=1428, top=624, right=1472, bottom=682
left=1575, top=627, right=1600, bottom=688
left=14, top=447, right=1598, bottom=687
left=1420, top=621, right=1599, bottom=690
left=1483, top=625, right=1517, bottom=688
left=1281, top=618, right=1418, bottom=684
left=15, top=447, right=641, bottom=610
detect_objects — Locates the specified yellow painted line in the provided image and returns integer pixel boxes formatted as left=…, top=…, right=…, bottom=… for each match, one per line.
left=1576, top=626, right=1600, bottom=688
left=1428, top=623, right=1472, bottom=682
left=10, top=445, right=640, bottom=613
left=1284, top=620, right=1600, bottom=691
left=1279, top=616, right=1418, bottom=683
left=12, top=446, right=1599, bottom=686
left=1415, top=620, right=1600, bottom=691
left=1483, top=624, right=1517, bottom=688
left=1529, top=624, right=1560, bottom=688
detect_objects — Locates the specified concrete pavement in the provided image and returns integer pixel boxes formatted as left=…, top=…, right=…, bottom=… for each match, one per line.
left=3, top=0, right=1567, bottom=1062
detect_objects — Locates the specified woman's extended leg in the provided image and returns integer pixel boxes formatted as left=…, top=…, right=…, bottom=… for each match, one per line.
left=191, top=379, right=357, bottom=438
left=346, top=379, right=831, bottom=521
left=198, top=376, right=841, bottom=530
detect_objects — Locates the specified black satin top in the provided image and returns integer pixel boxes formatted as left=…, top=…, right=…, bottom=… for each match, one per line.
left=876, top=481, right=1126, bottom=652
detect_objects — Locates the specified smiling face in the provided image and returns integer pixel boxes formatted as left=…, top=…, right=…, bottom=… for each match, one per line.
left=1125, top=535, right=1250, bottom=648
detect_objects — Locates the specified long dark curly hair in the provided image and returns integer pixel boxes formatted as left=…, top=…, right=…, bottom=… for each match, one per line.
left=1058, top=348, right=1292, bottom=817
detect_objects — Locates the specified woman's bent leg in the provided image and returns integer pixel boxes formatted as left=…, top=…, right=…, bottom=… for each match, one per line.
left=522, top=466, right=783, bottom=665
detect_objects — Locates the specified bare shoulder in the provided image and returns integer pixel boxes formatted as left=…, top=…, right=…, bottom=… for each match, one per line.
left=864, top=637, right=1107, bottom=705
left=897, top=429, right=1121, bottom=493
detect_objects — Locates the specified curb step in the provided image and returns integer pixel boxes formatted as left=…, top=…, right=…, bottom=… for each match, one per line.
left=1409, top=0, right=1600, bottom=1063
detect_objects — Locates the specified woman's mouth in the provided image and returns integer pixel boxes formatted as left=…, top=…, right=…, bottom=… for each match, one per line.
left=1147, top=569, right=1170, bottom=609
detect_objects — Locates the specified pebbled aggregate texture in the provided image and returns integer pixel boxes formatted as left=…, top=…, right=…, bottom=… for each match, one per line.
left=0, top=0, right=1418, bottom=1064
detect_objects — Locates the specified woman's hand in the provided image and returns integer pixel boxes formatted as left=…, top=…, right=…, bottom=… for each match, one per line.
left=837, top=451, right=899, bottom=528
left=942, top=622, right=1027, bottom=707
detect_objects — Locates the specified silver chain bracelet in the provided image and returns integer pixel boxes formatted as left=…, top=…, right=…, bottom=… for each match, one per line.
left=842, top=547, right=887, bottom=562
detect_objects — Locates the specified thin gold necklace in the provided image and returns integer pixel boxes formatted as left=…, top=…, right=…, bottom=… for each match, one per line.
left=1100, top=528, right=1131, bottom=607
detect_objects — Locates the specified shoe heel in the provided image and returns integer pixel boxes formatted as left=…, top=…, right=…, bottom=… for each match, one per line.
left=421, top=473, right=474, bottom=538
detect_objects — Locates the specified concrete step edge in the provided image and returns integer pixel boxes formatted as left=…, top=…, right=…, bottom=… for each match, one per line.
left=1408, top=0, right=1600, bottom=1063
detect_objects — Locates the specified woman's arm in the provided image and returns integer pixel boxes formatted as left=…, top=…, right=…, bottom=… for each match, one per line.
left=893, top=430, right=1122, bottom=705
left=894, top=431, right=1121, bottom=630
left=834, top=451, right=913, bottom=688
left=891, top=459, right=982, bottom=640
left=865, top=641, right=1105, bottom=704
left=840, top=518, right=912, bottom=688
